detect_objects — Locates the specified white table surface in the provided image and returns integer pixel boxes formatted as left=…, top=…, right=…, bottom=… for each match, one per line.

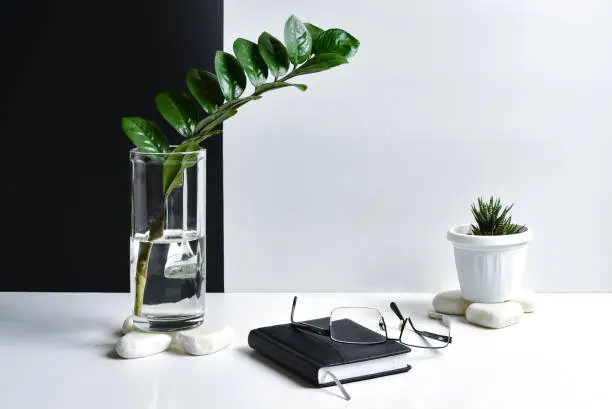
left=0, top=292, right=610, bottom=409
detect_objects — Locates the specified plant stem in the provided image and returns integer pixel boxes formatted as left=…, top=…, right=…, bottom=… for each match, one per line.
left=133, top=212, right=166, bottom=316
left=187, top=67, right=301, bottom=146
left=133, top=242, right=152, bottom=316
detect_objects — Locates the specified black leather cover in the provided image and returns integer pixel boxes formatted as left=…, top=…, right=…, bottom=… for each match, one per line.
left=248, top=317, right=411, bottom=387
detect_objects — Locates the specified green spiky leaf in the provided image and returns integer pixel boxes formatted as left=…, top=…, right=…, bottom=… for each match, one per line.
left=470, top=196, right=525, bottom=236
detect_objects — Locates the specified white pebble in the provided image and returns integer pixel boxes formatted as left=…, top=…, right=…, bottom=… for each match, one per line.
left=433, top=290, right=472, bottom=315
left=115, top=331, right=173, bottom=359
left=121, top=316, right=137, bottom=334
left=514, top=290, right=536, bottom=313
left=174, top=324, right=234, bottom=356
left=466, top=301, right=524, bottom=329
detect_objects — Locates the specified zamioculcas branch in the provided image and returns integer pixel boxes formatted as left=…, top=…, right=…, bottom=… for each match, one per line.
left=122, top=15, right=360, bottom=316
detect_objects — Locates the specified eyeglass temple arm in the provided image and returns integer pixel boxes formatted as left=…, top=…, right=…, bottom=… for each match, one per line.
left=290, top=296, right=330, bottom=336
left=390, top=302, right=405, bottom=321
left=291, top=321, right=330, bottom=336
left=392, top=302, right=453, bottom=344
left=322, top=371, right=351, bottom=401
left=407, top=316, right=453, bottom=344
left=411, top=328, right=452, bottom=343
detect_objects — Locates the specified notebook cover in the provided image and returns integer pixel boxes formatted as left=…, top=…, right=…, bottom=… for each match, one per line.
left=248, top=317, right=411, bottom=387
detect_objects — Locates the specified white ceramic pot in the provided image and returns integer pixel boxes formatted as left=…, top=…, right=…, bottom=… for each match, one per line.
left=447, top=224, right=533, bottom=303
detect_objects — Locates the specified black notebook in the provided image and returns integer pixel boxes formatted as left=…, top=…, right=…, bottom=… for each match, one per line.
left=248, top=318, right=411, bottom=387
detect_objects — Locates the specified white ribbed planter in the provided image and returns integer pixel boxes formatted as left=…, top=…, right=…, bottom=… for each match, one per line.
left=447, top=224, right=533, bottom=303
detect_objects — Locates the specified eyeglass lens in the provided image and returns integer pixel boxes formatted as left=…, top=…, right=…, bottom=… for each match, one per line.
left=330, top=307, right=387, bottom=344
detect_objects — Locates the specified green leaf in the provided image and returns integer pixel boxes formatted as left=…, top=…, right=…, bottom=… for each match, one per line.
left=154, top=92, right=199, bottom=137
left=258, top=32, right=290, bottom=77
left=233, top=38, right=268, bottom=86
left=284, top=15, right=312, bottom=65
left=214, top=51, right=247, bottom=101
left=186, top=69, right=225, bottom=114
left=314, top=28, right=360, bottom=59
left=287, top=53, right=348, bottom=78
left=254, top=81, right=307, bottom=95
left=121, top=117, right=170, bottom=155
left=162, top=142, right=201, bottom=197
left=304, top=23, right=324, bottom=44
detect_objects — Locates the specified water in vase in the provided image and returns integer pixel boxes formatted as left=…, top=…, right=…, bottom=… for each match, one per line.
left=130, top=229, right=205, bottom=331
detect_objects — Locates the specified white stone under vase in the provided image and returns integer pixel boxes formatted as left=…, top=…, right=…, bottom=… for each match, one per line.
left=432, top=289, right=535, bottom=329
left=115, top=317, right=234, bottom=359
left=447, top=224, right=534, bottom=303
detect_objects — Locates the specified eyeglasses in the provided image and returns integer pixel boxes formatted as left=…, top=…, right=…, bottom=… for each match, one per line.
left=290, top=296, right=452, bottom=349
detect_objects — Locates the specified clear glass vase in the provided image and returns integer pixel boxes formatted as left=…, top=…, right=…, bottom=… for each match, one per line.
left=130, top=148, right=206, bottom=331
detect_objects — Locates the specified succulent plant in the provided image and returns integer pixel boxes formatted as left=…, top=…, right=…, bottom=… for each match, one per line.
left=470, top=196, right=526, bottom=236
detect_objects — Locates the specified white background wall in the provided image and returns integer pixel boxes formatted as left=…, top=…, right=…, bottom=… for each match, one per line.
left=224, top=0, right=612, bottom=292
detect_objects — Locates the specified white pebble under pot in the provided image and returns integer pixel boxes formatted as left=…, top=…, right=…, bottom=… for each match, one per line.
left=447, top=224, right=533, bottom=303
